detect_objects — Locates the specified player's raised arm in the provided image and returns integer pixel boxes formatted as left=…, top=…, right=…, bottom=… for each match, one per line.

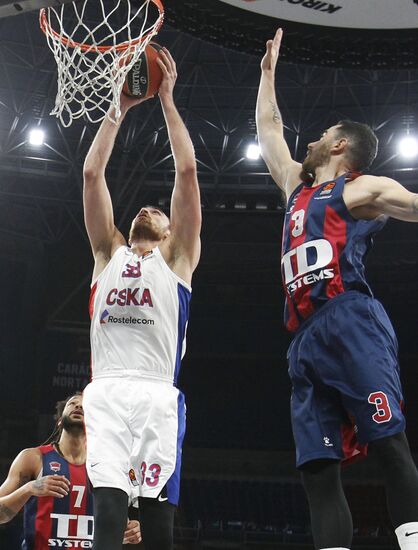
left=157, top=48, right=201, bottom=284
left=83, top=95, right=149, bottom=279
left=0, top=449, right=69, bottom=524
left=256, top=28, right=302, bottom=199
left=83, top=108, right=125, bottom=265
left=344, top=175, right=418, bottom=222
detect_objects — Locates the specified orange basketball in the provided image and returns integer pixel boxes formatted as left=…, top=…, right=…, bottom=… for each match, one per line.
left=122, top=42, right=163, bottom=99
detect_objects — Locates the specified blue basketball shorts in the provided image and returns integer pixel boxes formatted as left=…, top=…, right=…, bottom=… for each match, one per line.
left=287, top=291, right=405, bottom=468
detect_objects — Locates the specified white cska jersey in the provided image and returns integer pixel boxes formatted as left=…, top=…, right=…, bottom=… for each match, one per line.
left=89, top=246, right=191, bottom=385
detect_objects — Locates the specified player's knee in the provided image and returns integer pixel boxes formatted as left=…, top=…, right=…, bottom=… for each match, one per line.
left=144, top=528, right=173, bottom=550
left=300, top=459, right=341, bottom=497
left=93, top=487, right=128, bottom=529
left=140, top=497, right=175, bottom=550
left=369, top=432, right=414, bottom=471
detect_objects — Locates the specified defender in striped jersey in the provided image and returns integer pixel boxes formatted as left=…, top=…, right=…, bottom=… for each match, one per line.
left=0, top=394, right=140, bottom=549
left=83, top=48, right=201, bottom=550
left=257, top=28, right=418, bottom=550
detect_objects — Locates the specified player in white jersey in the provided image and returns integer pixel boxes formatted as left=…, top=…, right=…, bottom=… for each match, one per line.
left=82, top=48, right=201, bottom=550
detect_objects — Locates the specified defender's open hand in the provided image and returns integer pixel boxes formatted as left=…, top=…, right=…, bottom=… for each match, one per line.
left=261, top=28, right=283, bottom=72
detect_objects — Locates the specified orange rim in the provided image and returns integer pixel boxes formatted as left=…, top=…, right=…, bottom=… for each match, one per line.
left=39, top=0, right=164, bottom=53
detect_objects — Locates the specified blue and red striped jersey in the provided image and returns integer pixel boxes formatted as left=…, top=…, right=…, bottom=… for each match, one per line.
left=22, top=444, right=94, bottom=550
left=281, top=173, right=386, bottom=332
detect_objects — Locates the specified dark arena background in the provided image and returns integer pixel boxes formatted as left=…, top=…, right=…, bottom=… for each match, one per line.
left=0, top=0, right=418, bottom=548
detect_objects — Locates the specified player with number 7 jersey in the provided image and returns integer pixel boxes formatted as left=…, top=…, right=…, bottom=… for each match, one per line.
left=22, top=444, right=94, bottom=549
left=0, top=394, right=141, bottom=549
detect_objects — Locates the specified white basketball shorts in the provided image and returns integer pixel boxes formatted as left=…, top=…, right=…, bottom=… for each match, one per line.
left=83, top=376, right=186, bottom=505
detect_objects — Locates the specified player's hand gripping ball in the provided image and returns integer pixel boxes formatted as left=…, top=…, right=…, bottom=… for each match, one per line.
left=122, top=42, right=163, bottom=99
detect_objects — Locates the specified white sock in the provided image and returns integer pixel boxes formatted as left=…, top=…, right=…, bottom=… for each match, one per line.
left=396, top=522, right=418, bottom=550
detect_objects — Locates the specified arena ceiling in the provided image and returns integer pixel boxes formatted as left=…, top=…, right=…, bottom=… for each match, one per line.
left=166, top=0, right=418, bottom=69
left=0, top=0, right=416, bottom=333
left=2, top=0, right=418, bottom=67
left=219, top=0, right=418, bottom=30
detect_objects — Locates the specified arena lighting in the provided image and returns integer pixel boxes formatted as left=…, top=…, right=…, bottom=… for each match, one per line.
left=398, top=135, right=418, bottom=158
left=28, top=128, right=45, bottom=146
left=246, top=143, right=260, bottom=160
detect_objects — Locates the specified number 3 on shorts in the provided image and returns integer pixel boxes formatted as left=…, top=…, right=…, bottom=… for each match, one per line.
left=368, top=391, right=392, bottom=423
left=140, top=461, right=161, bottom=487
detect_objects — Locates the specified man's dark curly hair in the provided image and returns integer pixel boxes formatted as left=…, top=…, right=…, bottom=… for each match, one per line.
left=43, top=392, right=83, bottom=445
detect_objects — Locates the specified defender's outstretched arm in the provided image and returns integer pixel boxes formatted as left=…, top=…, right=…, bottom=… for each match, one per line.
left=345, top=175, right=418, bottom=222
left=256, top=29, right=301, bottom=199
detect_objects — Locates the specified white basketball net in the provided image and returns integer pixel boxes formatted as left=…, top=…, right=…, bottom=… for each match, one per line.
left=40, top=0, right=164, bottom=127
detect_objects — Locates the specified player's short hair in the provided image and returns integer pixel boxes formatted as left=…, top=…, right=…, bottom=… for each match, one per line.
left=336, top=120, right=378, bottom=171
left=143, top=205, right=169, bottom=218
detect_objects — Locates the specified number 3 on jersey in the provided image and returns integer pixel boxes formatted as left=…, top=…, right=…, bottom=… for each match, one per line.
left=291, top=209, right=305, bottom=238
left=368, top=391, right=392, bottom=423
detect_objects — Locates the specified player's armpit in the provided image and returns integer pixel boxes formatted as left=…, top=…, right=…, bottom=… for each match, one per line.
left=90, top=227, right=126, bottom=282
left=83, top=177, right=126, bottom=260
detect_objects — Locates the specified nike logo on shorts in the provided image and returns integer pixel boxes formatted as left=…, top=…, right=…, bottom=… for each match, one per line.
left=90, top=462, right=100, bottom=468
left=406, top=532, right=418, bottom=537
left=158, top=495, right=168, bottom=502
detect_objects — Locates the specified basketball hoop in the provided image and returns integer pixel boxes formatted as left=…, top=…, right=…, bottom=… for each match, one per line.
left=40, top=0, right=164, bottom=126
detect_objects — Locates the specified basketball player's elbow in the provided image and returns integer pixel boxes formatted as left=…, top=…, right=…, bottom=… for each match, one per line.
left=83, top=164, right=103, bottom=187
left=0, top=504, right=17, bottom=524
left=176, top=162, right=197, bottom=181
left=83, top=152, right=106, bottom=182
left=83, top=157, right=96, bottom=178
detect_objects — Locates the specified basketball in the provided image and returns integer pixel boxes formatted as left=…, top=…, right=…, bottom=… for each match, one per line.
left=122, top=42, right=163, bottom=99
